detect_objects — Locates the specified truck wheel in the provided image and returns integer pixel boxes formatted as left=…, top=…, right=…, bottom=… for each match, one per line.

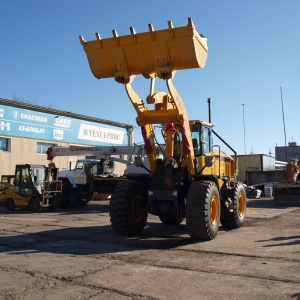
left=186, top=181, right=220, bottom=240
left=110, top=180, right=147, bottom=236
left=6, top=198, right=15, bottom=211
left=221, top=183, right=246, bottom=228
left=29, top=197, right=41, bottom=212
left=159, top=216, right=184, bottom=225
left=49, top=196, right=60, bottom=211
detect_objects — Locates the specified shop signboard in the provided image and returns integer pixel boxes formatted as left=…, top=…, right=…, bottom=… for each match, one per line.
left=0, top=104, right=127, bottom=146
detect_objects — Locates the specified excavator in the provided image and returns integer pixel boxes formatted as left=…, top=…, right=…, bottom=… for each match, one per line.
left=79, top=18, right=246, bottom=240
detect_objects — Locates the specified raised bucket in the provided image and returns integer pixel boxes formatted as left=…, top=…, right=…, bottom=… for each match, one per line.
left=80, top=18, right=208, bottom=81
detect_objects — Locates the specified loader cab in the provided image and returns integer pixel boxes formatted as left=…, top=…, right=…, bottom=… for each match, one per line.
left=14, top=164, right=45, bottom=197
left=190, top=120, right=213, bottom=156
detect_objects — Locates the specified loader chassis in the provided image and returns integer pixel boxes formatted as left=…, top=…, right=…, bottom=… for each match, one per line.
left=80, top=18, right=246, bottom=240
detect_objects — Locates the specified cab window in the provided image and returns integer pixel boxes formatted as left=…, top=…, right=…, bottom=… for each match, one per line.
left=201, top=126, right=211, bottom=154
left=191, top=124, right=201, bottom=156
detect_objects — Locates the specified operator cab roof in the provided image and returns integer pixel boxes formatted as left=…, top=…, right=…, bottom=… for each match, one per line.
left=189, top=120, right=214, bottom=128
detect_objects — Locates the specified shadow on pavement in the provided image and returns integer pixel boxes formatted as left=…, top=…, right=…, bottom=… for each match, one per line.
left=247, top=198, right=288, bottom=209
left=256, top=234, right=300, bottom=247
left=0, top=221, right=198, bottom=256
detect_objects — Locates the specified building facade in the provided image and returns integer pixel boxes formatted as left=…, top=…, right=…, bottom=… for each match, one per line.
left=275, top=142, right=300, bottom=162
left=0, top=98, right=134, bottom=177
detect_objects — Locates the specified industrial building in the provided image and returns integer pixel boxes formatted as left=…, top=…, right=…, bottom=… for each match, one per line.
left=237, top=154, right=282, bottom=184
left=0, top=98, right=134, bottom=177
left=275, top=142, right=300, bottom=162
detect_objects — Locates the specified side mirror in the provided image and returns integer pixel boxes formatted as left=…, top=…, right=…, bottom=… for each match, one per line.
left=84, top=164, right=90, bottom=174
left=134, top=156, right=144, bottom=167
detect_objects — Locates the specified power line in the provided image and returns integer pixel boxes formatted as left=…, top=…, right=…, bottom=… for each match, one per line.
left=244, top=103, right=300, bottom=123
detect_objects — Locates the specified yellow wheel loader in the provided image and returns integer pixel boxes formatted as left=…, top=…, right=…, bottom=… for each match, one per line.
left=80, top=18, right=246, bottom=240
left=0, top=164, right=62, bottom=212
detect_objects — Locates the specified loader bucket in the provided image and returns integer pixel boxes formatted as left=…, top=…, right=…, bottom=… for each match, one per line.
left=80, top=18, right=208, bottom=81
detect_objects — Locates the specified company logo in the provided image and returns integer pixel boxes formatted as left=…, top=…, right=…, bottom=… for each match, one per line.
left=13, top=111, right=47, bottom=123
left=0, top=122, right=10, bottom=131
left=13, top=111, right=19, bottom=119
left=54, top=117, right=71, bottom=128
left=53, top=129, right=64, bottom=140
left=18, top=125, right=45, bottom=134
left=78, top=124, right=124, bottom=144
left=0, top=109, right=4, bottom=118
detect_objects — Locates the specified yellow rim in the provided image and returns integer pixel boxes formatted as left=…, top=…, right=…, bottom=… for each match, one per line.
left=238, top=193, right=245, bottom=217
left=210, top=196, right=219, bottom=226
left=132, top=195, right=144, bottom=222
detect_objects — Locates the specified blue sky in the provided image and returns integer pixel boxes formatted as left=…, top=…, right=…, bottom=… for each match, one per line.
left=1, top=1, right=299, bottom=156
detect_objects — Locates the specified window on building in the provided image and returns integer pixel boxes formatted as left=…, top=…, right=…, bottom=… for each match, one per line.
left=0, top=137, right=10, bottom=151
left=36, top=142, right=57, bottom=154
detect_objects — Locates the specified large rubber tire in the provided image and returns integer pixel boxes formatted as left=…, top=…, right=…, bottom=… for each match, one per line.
left=69, top=189, right=84, bottom=208
left=159, top=216, right=184, bottom=225
left=221, top=183, right=246, bottom=228
left=5, top=198, right=15, bottom=211
left=49, top=196, right=60, bottom=211
left=110, top=180, right=147, bottom=236
left=29, top=197, right=41, bottom=212
left=186, top=181, right=220, bottom=240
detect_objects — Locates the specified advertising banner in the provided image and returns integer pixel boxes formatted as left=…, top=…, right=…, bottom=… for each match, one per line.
left=0, top=104, right=127, bottom=146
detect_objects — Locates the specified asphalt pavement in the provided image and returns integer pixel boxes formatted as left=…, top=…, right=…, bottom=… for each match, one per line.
left=0, top=197, right=299, bottom=300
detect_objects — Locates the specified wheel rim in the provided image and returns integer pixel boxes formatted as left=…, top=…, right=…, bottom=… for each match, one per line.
left=210, top=196, right=219, bottom=226
left=132, top=195, right=144, bottom=222
left=238, top=193, right=245, bottom=217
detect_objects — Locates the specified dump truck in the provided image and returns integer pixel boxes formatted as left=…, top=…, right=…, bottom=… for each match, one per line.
left=80, top=18, right=246, bottom=240
left=0, top=164, right=62, bottom=212
left=273, top=158, right=300, bottom=206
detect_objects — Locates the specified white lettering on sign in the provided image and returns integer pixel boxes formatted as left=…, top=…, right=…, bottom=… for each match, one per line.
left=77, top=124, right=124, bottom=144
left=14, top=112, right=48, bottom=123
left=20, top=113, right=47, bottom=123
left=19, top=125, right=45, bottom=134
left=54, top=117, right=71, bottom=128
left=0, top=122, right=10, bottom=131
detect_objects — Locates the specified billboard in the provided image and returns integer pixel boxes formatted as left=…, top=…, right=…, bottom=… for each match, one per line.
left=0, top=104, right=127, bottom=146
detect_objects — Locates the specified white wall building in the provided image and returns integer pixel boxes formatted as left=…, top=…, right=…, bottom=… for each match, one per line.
left=0, top=98, right=134, bottom=177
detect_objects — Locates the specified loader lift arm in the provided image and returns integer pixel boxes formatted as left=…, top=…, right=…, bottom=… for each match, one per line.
left=80, top=18, right=208, bottom=179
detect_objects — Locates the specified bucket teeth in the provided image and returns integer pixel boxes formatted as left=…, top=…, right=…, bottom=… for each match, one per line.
left=80, top=18, right=208, bottom=81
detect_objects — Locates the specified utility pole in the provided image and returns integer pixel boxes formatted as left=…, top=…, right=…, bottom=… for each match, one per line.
left=280, top=86, right=288, bottom=161
left=243, top=104, right=247, bottom=184
left=207, top=98, right=211, bottom=123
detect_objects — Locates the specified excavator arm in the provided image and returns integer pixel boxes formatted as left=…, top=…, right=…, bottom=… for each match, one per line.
left=80, top=18, right=208, bottom=178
